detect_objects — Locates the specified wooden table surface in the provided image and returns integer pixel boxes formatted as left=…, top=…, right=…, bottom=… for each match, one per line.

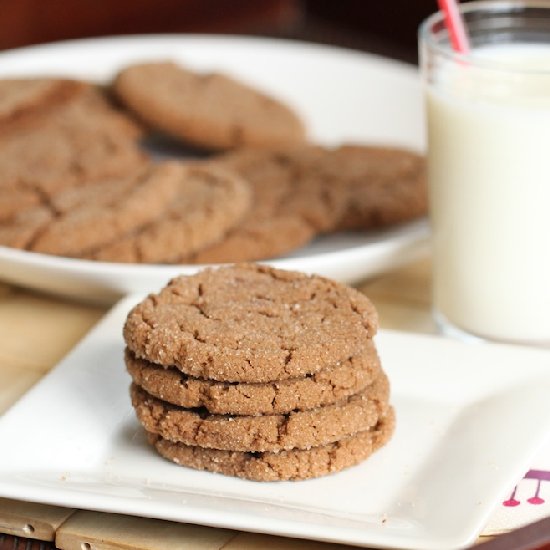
left=0, top=260, right=492, bottom=550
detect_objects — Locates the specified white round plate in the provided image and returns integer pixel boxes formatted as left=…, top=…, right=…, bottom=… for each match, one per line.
left=0, top=35, right=429, bottom=303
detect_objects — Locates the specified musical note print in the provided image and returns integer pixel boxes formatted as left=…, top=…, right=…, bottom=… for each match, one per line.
left=503, top=469, right=550, bottom=507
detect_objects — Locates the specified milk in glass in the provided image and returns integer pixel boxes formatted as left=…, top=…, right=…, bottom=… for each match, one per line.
left=427, top=44, right=550, bottom=343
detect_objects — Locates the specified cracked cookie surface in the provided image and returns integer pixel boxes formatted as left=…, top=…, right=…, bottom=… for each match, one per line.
left=131, top=372, right=389, bottom=452
left=184, top=149, right=346, bottom=263
left=114, top=61, right=306, bottom=150
left=0, top=78, right=89, bottom=126
left=299, top=145, right=428, bottom=230
left=123, top=264, right=379, bottom=382
left=125, top=340, right=381, bottom=415
left=0, top=87, right=146, bottom=223
left=6, top=162, right=180, bottom=256
left=148, top=407, right=395, bottom=481
left=84, top=164, right=251, bottom=263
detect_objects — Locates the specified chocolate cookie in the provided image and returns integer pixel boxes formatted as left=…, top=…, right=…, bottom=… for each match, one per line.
left=26, top=162, right=180, bottom=256
left=125, top=341, right=381, bottom=415
left=113, top=61, right=306, bottom=150
left=86, top=164, right=251, bottom=263
left=131, top=373, right=389, bottom=452
left=185, top=149, right=346, bottom=263
left=148, top=407, right=395, bottom=481
left=123, top=264, right=379, bottom=382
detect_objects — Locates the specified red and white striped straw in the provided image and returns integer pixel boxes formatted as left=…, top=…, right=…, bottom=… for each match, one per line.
left=437, top=0, right=470, bottom=54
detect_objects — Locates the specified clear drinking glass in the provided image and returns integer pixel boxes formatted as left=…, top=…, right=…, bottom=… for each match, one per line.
left=419, top=1, right=550, bottom=345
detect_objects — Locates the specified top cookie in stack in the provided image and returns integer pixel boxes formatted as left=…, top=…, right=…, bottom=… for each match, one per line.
left=124, top=264, right=394, bottom=481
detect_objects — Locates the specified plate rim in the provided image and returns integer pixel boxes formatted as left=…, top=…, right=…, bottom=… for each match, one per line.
left=0, top=32, right=418, bottom=75
left=0, top=220, right=430, bottom=276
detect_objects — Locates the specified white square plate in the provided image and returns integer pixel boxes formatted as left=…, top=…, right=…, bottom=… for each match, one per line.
left=1, top=296, right=550, bottom=549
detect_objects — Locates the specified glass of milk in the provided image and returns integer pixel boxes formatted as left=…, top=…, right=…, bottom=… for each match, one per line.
left=419, top=0, right=550, bottom=346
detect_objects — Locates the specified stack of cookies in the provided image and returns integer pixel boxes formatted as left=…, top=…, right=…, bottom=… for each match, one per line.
left=123, top=264, right=394, bottom=481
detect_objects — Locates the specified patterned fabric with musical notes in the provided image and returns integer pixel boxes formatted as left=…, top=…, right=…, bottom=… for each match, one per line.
left=484, top=439, right=550, bottom=534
